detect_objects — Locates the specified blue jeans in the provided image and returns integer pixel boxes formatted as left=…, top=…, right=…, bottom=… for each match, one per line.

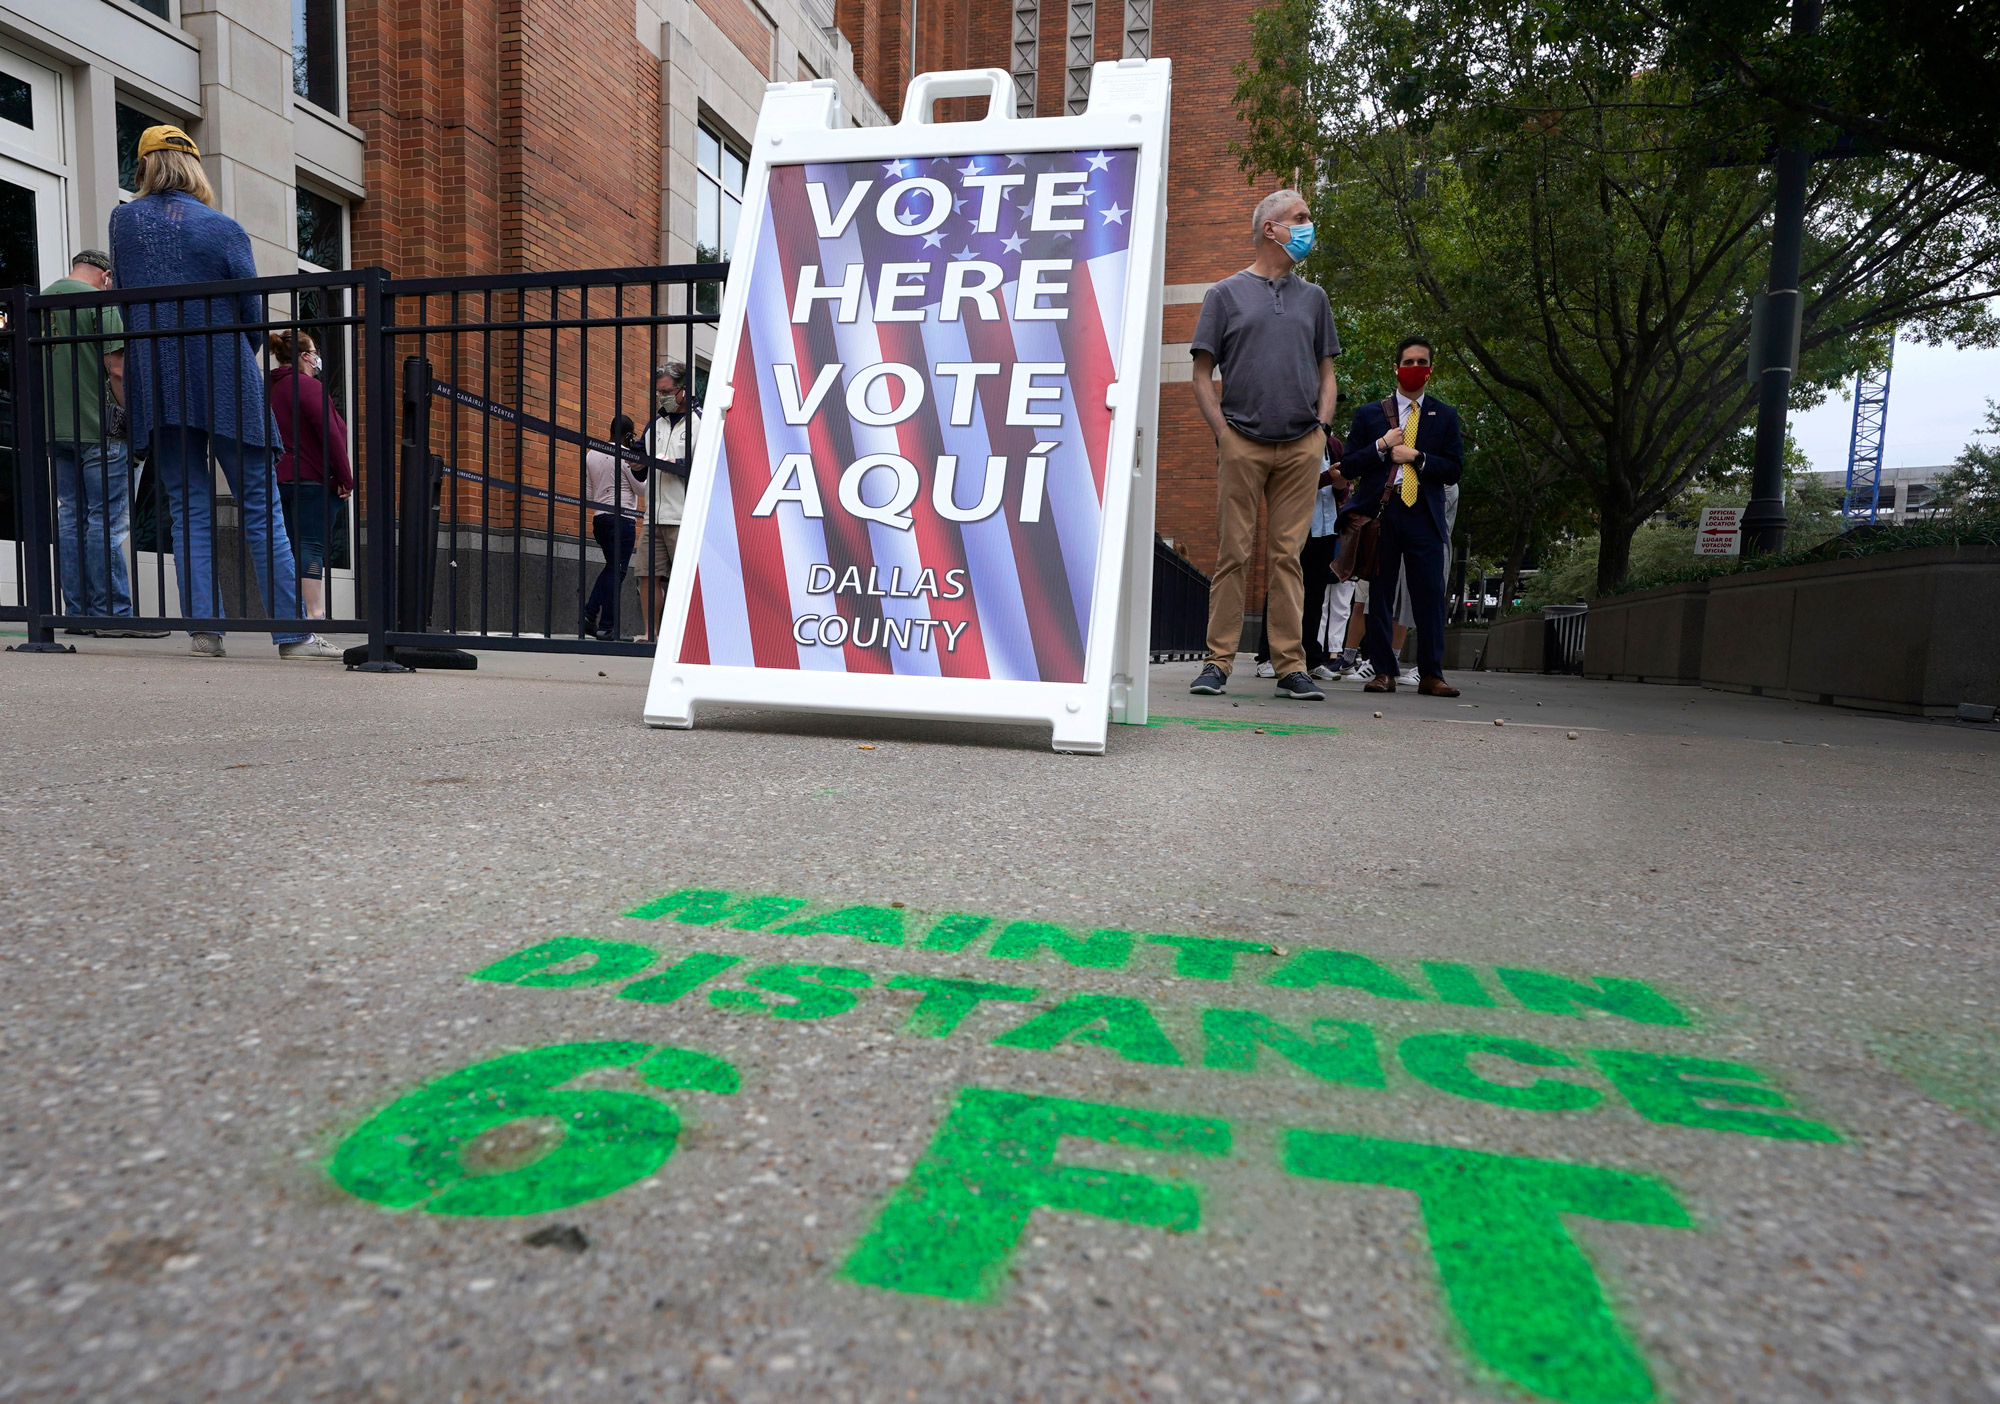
left=150, top=429, right=309, bottom=644
left=279, top=481, right=331, bottom=577
left=51, top=440, right=134, bottom=618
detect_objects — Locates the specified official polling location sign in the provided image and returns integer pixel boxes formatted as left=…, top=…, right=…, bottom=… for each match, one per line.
left=642, top=63, right=1171, bottom=752
left=1695, top=507, right=1743, bottom=557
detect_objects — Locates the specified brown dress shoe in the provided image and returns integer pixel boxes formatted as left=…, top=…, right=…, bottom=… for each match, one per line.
left=1417, top=676, right=1460, bottom=697
left=1362, top=675, right=1396, bottom=693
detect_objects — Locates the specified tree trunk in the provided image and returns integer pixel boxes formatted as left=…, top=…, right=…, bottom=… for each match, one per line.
left=1499, top=506, right=1536, bottom=615
left=1594, top=517, right=1637, bottom=596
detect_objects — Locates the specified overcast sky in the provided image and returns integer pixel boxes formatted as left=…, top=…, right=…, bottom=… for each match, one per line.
left=1790, top=337, right=2000, bottom=477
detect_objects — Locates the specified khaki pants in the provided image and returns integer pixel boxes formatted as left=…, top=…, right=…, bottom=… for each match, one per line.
left=1206, top=423, right=1324, bottom=676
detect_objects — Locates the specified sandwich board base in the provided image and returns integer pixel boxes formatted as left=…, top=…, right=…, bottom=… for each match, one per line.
left=641, top=665, right=1111, bottom=754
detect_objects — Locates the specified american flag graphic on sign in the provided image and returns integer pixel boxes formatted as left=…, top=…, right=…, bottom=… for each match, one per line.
left=680, top=147, right=1138, bottom=683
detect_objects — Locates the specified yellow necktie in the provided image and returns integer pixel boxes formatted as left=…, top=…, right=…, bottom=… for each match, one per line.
left=1398, top=400, right=1420, bottom=506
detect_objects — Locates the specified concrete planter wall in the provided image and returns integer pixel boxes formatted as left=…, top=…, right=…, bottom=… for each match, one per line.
left=1480, top=614, right=1546, bottom=672
left=1699, top=544, right=2000, bottom=715
left=1582, top=578, right=1709, bottom=684
left=1443, top=628, right=1487, bottom=670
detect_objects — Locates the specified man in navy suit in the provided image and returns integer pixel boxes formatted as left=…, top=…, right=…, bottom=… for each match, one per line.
left=1340, top=337, right=1464, bottom=696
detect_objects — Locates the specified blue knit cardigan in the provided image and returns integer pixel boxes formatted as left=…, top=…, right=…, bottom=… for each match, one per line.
left=109, top=191, right=280, bottom=450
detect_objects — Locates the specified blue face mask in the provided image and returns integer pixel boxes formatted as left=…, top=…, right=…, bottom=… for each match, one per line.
left=1282, top=221, right=1316, bottom=261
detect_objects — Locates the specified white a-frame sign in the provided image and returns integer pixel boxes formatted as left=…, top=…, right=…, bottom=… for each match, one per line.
left=641, top=61, right=1171, bottom=753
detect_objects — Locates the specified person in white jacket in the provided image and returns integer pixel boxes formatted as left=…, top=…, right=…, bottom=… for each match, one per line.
left=636, top=361, right=697, bottom=641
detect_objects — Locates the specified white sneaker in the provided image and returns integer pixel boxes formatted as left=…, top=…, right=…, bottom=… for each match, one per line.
left=190, top=632, right=226, bottom=658
left=1345, top=659, right=1375, bottom=682
left=279, top=634, right=345, bottom=661
left=1309, top=664, right=1339, bottom=681
left=1397, top=666, right=1421, bottom=686
left=1254, top=660, right=1276, bottom=679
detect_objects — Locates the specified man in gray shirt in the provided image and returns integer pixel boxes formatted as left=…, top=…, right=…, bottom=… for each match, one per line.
left=1188, top=188, right=1340, bottom=700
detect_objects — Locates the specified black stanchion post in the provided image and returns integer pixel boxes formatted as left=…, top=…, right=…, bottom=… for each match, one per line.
left=6, top=284, right=72, bottom=654
left=388, top=347, right=473, bottom=671
left=398, top=353, right=434, bottom=634
left=351, top=269, right=409, bottom=672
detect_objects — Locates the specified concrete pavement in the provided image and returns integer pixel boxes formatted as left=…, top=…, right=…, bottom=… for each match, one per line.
left=2, top=638, right=1996, bottom=1403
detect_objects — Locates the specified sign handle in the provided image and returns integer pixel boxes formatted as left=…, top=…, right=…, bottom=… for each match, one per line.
left=898, top=68, right=1017, bottom=126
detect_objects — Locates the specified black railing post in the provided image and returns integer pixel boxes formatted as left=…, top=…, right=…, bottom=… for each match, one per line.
left=352, top=268, right=409, bottom=672
left=398, top=353, right=436, bottom=635
left=6, top=285, right=70, bottom=654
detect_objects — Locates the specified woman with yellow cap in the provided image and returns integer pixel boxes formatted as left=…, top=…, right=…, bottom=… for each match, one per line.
left=107, top=126, right=341, bottom=660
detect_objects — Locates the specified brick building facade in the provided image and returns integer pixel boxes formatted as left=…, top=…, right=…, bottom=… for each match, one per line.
left=1, top=0, right=1286, bottom=624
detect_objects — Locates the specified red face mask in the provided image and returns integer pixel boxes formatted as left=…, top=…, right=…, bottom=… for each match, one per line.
left=1396, top=364, right=1433, bottom=395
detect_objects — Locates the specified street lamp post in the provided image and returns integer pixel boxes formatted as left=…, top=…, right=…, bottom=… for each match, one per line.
left=1743, top=0, right=1824, bottom=556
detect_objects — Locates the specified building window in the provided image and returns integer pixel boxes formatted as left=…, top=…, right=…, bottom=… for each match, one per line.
left=295, top=187, right=349, bottom=408
left=0, top=74, right=31, bottom=131
left=695, top=120, right=745, bottom=265
left=297, top=185, right=345, bottom=271
left=293, top=0, right=341, bottom=114
left=116, top=103, right=158, bottom=194
left=0, top=178, right=37, bottom=288
left=129, top=0, right=172, bottom=17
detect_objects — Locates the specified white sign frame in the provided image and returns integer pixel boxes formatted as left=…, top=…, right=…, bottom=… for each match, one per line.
left=640, top=61, right=1172, bottom=754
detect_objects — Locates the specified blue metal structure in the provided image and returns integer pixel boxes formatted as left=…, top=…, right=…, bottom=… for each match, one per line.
left=1843, top=339, right=1894, bottom=523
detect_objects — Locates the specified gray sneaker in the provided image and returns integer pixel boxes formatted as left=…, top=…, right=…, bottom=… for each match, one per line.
left=1188, top=663, right=1228, bottom=695
left=190, top=632, right=226, bottom=658
left=279, top=634, right=345, bottom=661
left=1275, top=671, right=1326, bottom=701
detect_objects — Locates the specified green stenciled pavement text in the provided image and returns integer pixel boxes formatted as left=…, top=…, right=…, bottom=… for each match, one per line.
left=463, top=938, right=1843, bottom=1143
left=1285, top=1131, right=1692, bottom=1404
left=619, top=887, right=1699, bottom=1025
left=841, top=1088, right=1230, bottom=1299
left=329, top=1042, right=737, bottom=1215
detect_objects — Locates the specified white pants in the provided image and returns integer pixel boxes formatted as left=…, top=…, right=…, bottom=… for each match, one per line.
left=1319, top=579, right=1357, bottom=654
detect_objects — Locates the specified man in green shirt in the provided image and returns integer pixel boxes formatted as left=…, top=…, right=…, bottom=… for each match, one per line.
left=44, top=250, right=156, bottom=635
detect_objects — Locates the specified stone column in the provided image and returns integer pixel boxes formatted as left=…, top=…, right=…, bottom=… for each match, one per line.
left=70, top=64, right=123, bottom=254
left=178, top=0, right=298, bottom=274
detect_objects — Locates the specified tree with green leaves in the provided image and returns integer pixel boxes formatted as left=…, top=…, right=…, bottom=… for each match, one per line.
left=1931, top=402, right=2000, bottom=520
left=1242, top=0, right=2000, bottom=592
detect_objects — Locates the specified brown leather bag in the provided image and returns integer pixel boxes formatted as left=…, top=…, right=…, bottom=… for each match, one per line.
left=1333, top=513, right=1378, bottom=583
left=1331, top=396, right=1400, bottom=582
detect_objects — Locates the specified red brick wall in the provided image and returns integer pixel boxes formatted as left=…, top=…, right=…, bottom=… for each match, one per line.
left=347, top=0, right=663, bottom=535
left=348, top=0, right=659, bottom=279
left=696, top=0, right=777, bottom=79
left=837, top=0, right=910, bottom=118
left=1151, top=0, right=1269, bottom=606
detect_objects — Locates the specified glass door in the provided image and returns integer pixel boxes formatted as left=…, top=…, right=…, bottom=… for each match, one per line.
left=0, top=156, right=66, bottom=579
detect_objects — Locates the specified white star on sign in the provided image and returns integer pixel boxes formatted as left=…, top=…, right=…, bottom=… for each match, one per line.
left=1086, top=151, right=1112, bottom=170
left=1001, top=233, right=1026, bottom=253
left=922, top=230, right=946, bottom=247
left=954, top=196, right=969, bottom=212
left=1006, top=153, right=1028, bottom=167
left=958, top=159, right=983, bottom=177
left=954, top=246, right=976, bottom=260
left=1100, top=202, right=1128, bottom=225
left=883, top=159, right=910, bottom=176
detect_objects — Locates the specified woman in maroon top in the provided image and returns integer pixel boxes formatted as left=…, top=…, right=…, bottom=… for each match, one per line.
left=266, top=330, right=352, bottom=621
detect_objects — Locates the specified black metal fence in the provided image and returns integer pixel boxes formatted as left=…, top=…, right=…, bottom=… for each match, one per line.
left=1149, top=535, right=1210, bottom=662
left=2, top=263, right=723, bottom=666
left=1543, top=604, right=1587, bottom=674
left=380, top=265, right=721, bottom=661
